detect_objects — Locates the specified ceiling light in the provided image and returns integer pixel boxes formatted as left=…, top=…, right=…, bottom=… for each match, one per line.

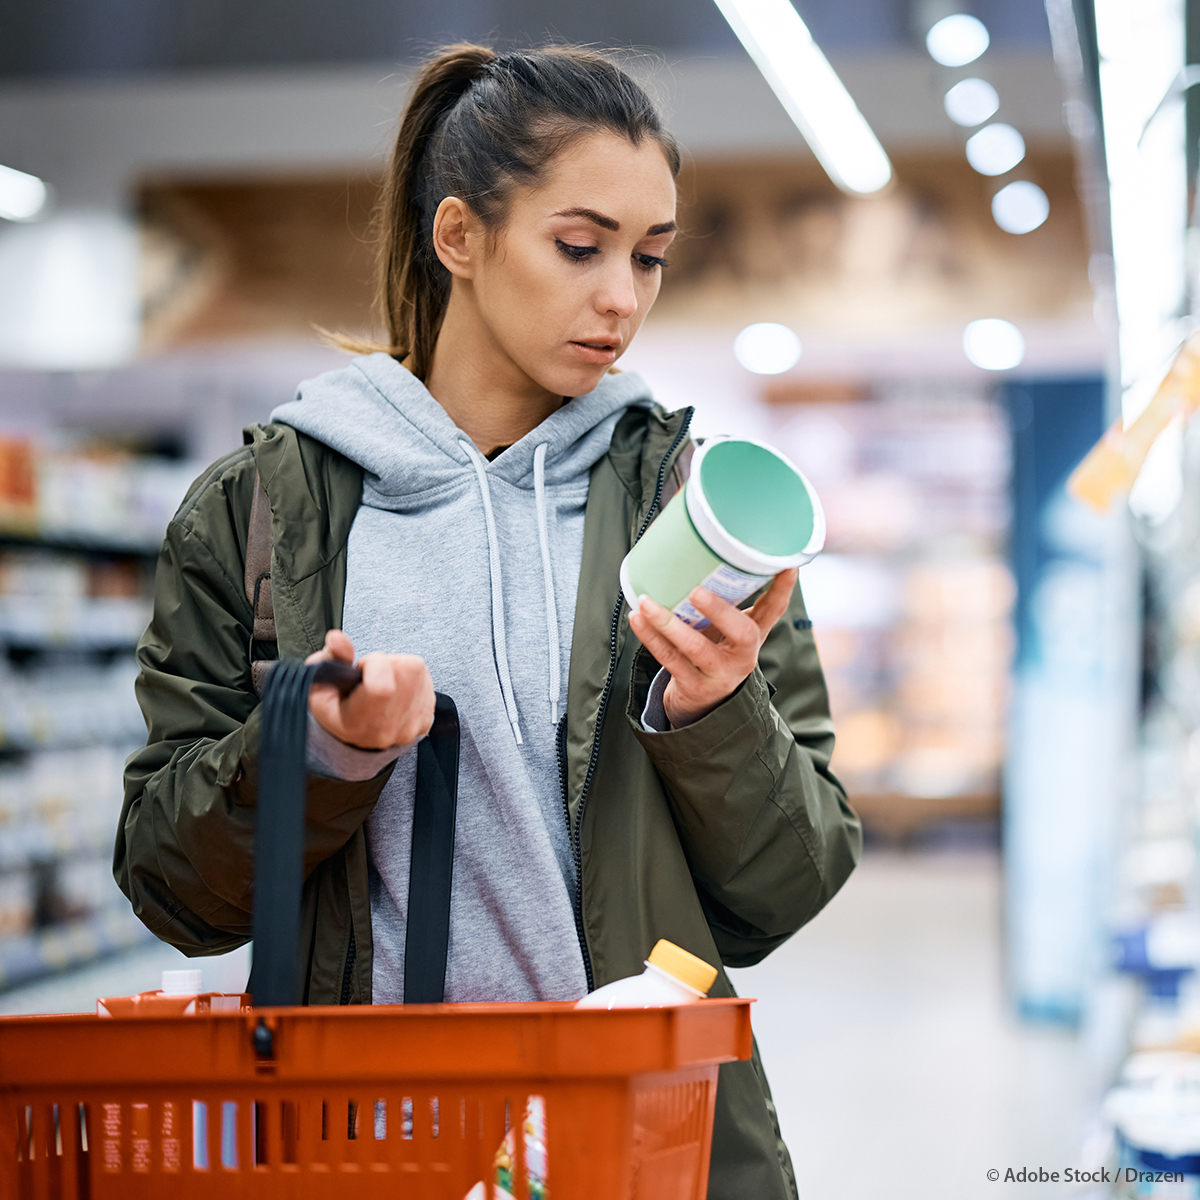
left=943, top=77, right=1000, bottom=127
left=0, top=164, right=48, bottom=222
left=713, top=0, right=892, bottom=195
left=963, top=318, right=1025, bottom=370
left=991, top=181, right=1050, bottom=234
left=965, top=123, right=1026, bottom=175
left=734, top=322, right=803, bottom=374
left=926, top=14, right=991, bottom=67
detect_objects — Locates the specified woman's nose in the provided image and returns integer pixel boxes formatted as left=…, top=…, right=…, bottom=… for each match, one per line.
left=596, top=264, right=638, bottom=321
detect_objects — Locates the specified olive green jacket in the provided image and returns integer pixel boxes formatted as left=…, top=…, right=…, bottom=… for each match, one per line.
left=116, top=403, right=861, bottom=1200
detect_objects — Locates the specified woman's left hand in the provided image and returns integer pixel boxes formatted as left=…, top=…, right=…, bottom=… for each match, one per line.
left=628, top=568, right=798, bottom=729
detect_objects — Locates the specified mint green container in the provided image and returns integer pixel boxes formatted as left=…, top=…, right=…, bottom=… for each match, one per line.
left=620, top=437, right=825, bottom=629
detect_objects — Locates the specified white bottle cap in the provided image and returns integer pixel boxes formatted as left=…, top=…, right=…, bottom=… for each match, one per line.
left=161, top=969, right=203, bottom=996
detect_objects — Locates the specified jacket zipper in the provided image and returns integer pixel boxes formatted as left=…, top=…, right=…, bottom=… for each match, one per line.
left=563, top=407, right=694, bottom=993
left=557, top=713, right=590, bottom=985
left=340, top=925, right=356, bottom=1004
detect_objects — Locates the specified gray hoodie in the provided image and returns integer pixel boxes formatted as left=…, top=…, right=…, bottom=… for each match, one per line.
left=271, top=352, right=654, bottom=1003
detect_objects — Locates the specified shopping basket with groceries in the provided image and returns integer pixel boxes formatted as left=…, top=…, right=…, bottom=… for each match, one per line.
left=0, top=658, right=752, bottom=1199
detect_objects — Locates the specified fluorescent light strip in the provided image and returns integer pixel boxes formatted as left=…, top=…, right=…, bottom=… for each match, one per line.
left=713, top=0, right=892, bottom=195
left=0, top=164, right=48, bottom=222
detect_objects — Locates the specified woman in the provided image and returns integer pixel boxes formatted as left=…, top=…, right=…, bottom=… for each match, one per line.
left=116, top=43, right=860, bottom=1199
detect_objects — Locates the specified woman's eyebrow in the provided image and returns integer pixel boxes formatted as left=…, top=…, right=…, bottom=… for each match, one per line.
left=553, top=207, right=678, bottom=236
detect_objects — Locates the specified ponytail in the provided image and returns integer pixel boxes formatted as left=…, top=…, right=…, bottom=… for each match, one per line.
left=342, top=43, right=679, bottom=380
left=378, top=45, right=496, bottom=381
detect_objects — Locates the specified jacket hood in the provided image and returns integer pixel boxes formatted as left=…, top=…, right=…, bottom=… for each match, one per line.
left=270, top=351, right=655, bottom=748
left=270, top=352, right=655, bottom=505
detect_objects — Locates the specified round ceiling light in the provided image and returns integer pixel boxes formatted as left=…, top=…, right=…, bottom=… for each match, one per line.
left=926, top=15, right=990, bottom=67
left=734, top=323, right=803, bottom=375
left=943, top=78, right=1000, bottom=127
left=963, top=319, right=1025, bottom=371
left=965, top=123, right=1026, bottom=176
left=991, top=181, right=1050, bottom=234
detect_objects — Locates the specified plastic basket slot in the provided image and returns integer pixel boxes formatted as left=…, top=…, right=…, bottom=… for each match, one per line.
left=628, top=1076, right=718, bottom=1200
left=9, top=1097, right=88, bottom=1200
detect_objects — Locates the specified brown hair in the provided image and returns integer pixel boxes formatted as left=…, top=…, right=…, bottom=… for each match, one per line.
left=348, top=43, right=679, bottom=379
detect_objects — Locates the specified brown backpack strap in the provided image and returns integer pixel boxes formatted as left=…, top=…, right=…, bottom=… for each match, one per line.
left=244, top=470, right=276, bottom=695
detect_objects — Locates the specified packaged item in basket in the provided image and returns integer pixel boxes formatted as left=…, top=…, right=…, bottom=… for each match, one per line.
left=97, top=968, right=250, bottom=1017
left=575, top=939, right=718, bottom=1010
left=465, top=1094, right=548, bottom=1200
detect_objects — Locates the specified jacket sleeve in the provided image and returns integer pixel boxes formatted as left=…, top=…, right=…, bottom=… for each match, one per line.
left=114, top=456, right=392, bottom=956
left=626, top=584, right=861, bottom=968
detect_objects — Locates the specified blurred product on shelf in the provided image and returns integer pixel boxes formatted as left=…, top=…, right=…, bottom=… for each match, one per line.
left=1093, top=421, right=1200, bottom=1189
left=0, top=551, right=151, bottom=648
left=0, top=432, right=198, bottom=550
left=1103, top=1054, right=1200, bottom=1197
left=768, top=384, right=1012, bottom=838
left=0, top=432, right=190, bottom=993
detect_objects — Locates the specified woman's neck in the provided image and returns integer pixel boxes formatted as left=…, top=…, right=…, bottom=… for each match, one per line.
left=424, top=291, right=562, bottom=457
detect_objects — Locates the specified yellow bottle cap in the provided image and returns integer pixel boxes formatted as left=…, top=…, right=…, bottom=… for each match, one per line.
left=647, top=940, right=718, bottom=996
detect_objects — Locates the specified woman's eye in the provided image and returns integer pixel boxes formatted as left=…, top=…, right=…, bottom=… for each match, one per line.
left=635, top=253, right=667, bottom=272
left=556, top=239, right=599, bottom=262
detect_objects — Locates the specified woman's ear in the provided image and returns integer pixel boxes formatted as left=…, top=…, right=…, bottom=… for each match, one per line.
left=431, top=196, right=478, bottom=279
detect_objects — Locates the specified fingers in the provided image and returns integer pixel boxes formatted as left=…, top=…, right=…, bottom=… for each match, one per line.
left=309, top=648, right=434, bottom=750
left=632, top=597, right=720, bottom=677
left=305, top=628, right=356, bottom=666
left=325, top=629, right=356, bottom=662
left=747, top=569, right=798, bottom=635
left=345, top=653, right=435, bottom=748
left=686, top=588, right=759, bottom=648
left=629, top=606, right=705, bottom=681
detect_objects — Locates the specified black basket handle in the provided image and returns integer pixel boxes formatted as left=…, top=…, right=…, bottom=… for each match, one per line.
left=250, top=658, right=459, bottom=1009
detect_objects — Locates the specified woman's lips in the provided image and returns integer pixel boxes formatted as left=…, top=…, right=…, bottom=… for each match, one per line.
left=568, top=340, right=619, bottom=365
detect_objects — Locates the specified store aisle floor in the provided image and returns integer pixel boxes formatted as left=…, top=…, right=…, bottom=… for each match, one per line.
left=729, top=847, right=1084, bottom=1200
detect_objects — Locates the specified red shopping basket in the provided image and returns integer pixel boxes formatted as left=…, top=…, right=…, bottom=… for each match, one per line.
left=0, top=659, right=752, bottom=1198
left=0, top=996, right=751, bottom=1198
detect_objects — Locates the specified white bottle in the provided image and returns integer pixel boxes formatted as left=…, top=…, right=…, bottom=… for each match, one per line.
left=575, top=939, right=718, bottom=1009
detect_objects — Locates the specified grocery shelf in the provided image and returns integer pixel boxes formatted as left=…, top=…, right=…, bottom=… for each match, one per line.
left=0, top=532, right=160, bottom=560
left=0, top=596, right=150, bottom=650
left=0, top=908, right=157, bottom=992
left=0, top=821, right=117, bottom=874
left=847, top=790, right=1000, bottom=841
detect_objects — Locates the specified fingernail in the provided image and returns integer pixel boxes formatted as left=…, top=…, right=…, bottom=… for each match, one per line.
left=692, top=587, right=712, bottom=604
left=639, top=595, right=663, bottom=616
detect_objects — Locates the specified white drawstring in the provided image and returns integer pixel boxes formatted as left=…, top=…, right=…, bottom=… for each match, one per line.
left=460, top=439, right=523, bottom=746
left=533, top=443, right=561, bottom=724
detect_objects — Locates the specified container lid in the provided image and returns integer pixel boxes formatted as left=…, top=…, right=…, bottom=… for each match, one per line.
left=686, top=437, right=825, bottom=575
left=647, top=940, right=718, bottom=996
left=161, top=968, right=203, bottom=996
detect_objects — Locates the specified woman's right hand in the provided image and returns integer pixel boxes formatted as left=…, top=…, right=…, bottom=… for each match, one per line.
left=305, top=629, right=435, bottom=750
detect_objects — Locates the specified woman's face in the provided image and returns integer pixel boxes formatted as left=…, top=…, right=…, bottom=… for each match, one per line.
left=455, top=130, right=678, bottom=399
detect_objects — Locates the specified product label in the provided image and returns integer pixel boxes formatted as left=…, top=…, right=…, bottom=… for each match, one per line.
left=672, top=562, right=772, bottom=629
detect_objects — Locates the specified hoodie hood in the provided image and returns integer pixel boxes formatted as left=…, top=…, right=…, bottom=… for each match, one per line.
left=270, top=352, right=653, bottom=744
left=271, top=351, right=654, bottom=507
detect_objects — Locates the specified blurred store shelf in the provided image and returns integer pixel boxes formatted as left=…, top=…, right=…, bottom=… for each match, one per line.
left=761, top=383, right=1013, bottom=839
left=0, top=443, right=192, bottom=990
left=0, top=908, right=155, bottom=992
left=848, top=790, right=1000, bottom=841
left=0, top=596, right=151, bottom=649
